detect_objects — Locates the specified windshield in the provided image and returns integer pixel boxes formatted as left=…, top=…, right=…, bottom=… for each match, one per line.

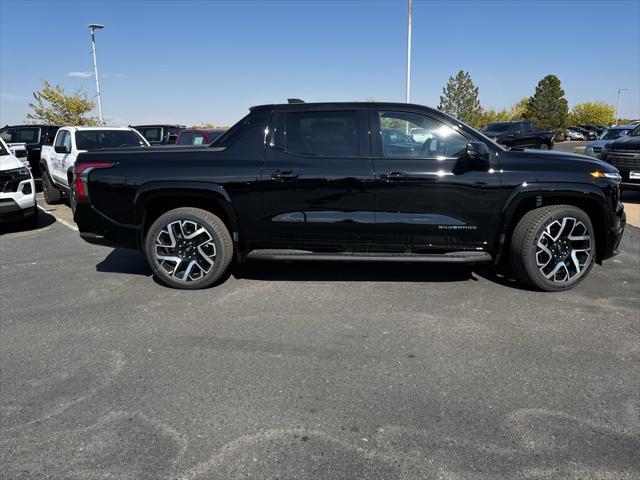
left=631, top=125, right=640, bottom=137
left=0, top=139, right=8, bottom=156
left=75, top=130, right=148, bottom=150
left=601, top=128, right=631, bottom=140
left=483, top=123, right=511, bottom=133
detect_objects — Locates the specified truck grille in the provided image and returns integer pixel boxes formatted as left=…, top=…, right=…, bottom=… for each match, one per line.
left=606, top=150, right=640, bottom=170
left=0, top=173, right=13, bottom=193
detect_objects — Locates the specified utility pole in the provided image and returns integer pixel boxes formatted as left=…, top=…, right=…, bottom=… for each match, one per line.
left=405, top=0, right=412, bottom=103
left=615, top=88, right=628, bottom=126
left=88, top=24, right=105, bottom=125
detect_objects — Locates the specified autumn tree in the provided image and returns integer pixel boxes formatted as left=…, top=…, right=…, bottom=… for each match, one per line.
left=510, top=97, right=531, bottom=120
left=27, top=81, right=99, bottom=125
left=524, top=75, right=568, bottom=134
left=568, top=102, right=615, bottom=126
left=438, top=70, right=481, bottom=125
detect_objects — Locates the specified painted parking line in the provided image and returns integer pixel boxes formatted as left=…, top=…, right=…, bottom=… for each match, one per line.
left=36, top=194, right=78, bottom=231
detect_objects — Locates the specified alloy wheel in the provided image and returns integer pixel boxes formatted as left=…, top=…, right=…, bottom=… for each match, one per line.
left=535, top=217, right=592, bottom=283
left=154, top=220, right=217, bottom=281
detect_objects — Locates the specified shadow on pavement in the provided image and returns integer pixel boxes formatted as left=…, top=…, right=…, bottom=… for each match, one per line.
left=93, top=249, right=530, bottom=290
left=0, top=209, right=56, bottom=235
left=96, top=248, right=152, bottom=276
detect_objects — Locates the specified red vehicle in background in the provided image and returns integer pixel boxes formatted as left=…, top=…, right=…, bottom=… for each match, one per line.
left=176, top=128, right=227, bottom=146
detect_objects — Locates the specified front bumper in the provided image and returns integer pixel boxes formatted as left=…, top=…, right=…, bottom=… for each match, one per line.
left=0, top=179, right=36, bottom=222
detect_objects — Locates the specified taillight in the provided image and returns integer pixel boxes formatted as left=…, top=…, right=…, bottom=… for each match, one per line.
left=73, top=162, right=114, bottom=203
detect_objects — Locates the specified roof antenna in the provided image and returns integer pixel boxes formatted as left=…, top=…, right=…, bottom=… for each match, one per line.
left=287, top=98, right=305, bottom=104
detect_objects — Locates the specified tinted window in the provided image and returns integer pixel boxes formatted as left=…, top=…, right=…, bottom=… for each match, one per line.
left=177, top=132, right=194, bottom=145
left=0, top=129, right=11, bottom=142
left=285, top=111, right=358, bottom=156
left=75, top=130, right=147, bottom=150
left=521, top=122, right=533, bottom=133
left=483, top=123, right=510, bottom=133
left=136, top=127, right=163, bottom=143
left=17, top=127, right=40, bottom=143
left=55, top=130, right=71, bottom=150
left=378, top=111, right=468, bottom=158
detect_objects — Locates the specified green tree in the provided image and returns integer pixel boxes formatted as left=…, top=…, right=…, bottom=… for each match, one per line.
left=27, top=81, right=99, bottom=125
left=523, top=75, right=568, bottom=134
left=475, top=108, right=512, bottom=129
left=568, top=102, right=615, bottom=126
left=438, top=70, right=481, bottom=125
left=510, top=97, right=531, bottom=120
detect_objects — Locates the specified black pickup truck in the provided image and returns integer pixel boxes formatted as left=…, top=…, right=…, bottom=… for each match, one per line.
left=0, top=124, right=60, bottom=176
left=482, top=121, right=555, bottom=150
left=601, top=124, right=640, bottom=190
left=73, top=102, right=625, bottom=291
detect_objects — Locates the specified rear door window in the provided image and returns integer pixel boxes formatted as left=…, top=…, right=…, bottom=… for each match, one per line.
left=284, top=111, right=359, bottom=156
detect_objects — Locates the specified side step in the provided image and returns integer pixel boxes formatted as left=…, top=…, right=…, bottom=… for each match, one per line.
left=246, top=249, right=492, bottom=264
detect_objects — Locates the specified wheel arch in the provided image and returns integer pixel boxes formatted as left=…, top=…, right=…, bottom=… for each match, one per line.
left=496, top=183, right=610, bottom=264
left=134, top=181, right=241, bottom=251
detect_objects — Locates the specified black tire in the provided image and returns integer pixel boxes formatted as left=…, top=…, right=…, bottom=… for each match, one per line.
left=42, top=170, right=62, bottom=205
left=510, top=205, right=595, bottom=292
left=538, top=143, right=549, bottom=150
left=144, top=207, right=233, bottom=290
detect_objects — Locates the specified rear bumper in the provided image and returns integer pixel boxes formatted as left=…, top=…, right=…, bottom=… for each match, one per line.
left=74, top=203, right=140, bottom=250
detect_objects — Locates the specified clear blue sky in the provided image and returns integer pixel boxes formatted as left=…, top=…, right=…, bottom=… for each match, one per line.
left=1, top=0, right=639, bottom=126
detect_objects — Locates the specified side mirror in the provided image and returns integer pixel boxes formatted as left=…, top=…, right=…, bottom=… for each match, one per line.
left=55, top=145, right=70, bottom=154
left=466, top=142, right=491, bottom=168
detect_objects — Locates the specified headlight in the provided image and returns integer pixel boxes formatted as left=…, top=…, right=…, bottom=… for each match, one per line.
left=591, top=170, right=621, bottom=181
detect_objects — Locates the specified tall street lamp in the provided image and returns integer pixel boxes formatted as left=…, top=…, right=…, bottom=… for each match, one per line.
left=88, top=23, right=105, bottom=125
left=405, top=0, right=412, bottom=103
left=615, top=88, right=628, bottom=126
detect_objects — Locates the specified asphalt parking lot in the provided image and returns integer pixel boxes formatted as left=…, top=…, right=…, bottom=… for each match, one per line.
left=1, top=195, right=639, bottom=479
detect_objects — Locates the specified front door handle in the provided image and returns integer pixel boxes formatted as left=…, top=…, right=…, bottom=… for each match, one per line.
left=380, top=171, right=407, bottom=181
left=272, top=170, right=298, bottom=181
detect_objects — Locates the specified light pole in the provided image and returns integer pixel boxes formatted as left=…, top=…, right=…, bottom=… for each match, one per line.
left=615, top=88, right=627, bottom=126
left=88, top=23, right=105, bottom=125
left=405, top=0, right=412, bottom=103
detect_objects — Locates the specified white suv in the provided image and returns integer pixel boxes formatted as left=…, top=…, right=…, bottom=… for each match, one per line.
left=0, top=137, right=36, bottom=225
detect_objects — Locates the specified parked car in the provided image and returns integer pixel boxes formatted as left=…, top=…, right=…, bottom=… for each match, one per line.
left=601, top=124, right=640, bottom=190
left=569, top=126, right=597, bottom=140
left=564, top=128, right=586, bottom=141
left=176, top=128, right=227, bottom=146
left=578, top=124, right=605, bottom=137
left=0, top=124, right=60, bottom=177
left=132, top=124, right=185, bottom=145
left=0, top=137, right=36, bottom=225
left=584, top=125, right=634, bottom=158
left=40, top=126, right=149, bottom=204
left=481, top=121, right=554, bottom=149
left=5, top=142, right=29, bottom=167
left=72, top=101, right=625, bottom=292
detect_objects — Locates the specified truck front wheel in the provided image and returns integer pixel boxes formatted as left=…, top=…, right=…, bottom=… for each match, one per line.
left=144, top=207, right=233, bottom=290
left=42, top=170, right=62, bottom=205
left=510, top=205, right=595, bottom=291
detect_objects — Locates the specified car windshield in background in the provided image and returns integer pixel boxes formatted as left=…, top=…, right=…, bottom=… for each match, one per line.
left=483, top=123, right=511, bottom=133
left=0, top=141, right=8, bottom=156
left=137, top=127, right=163, bottom=142
left=601, top=128, right=631, bottom=140
left=75, top=130, right=147, bottom=150
left=630, top=125, right=640, bottom=137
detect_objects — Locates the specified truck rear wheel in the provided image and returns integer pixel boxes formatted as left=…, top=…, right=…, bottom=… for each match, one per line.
left=42, top=170, right=62, bottom=204
left=144, top=207, right=233, bottom=289
left=510, top=205, right=595, bottom=292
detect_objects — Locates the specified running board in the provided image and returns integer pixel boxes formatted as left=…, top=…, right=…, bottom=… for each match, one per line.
left=246, top=249, right=492, bottom=264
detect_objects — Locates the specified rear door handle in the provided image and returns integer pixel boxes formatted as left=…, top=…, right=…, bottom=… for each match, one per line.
left=271, top=170, right=298, bottom=181
left=380, top=171, right=407, bottom=181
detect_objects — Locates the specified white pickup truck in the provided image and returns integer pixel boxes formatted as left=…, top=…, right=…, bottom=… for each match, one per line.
left=40, top=126, right=149, bottom=204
